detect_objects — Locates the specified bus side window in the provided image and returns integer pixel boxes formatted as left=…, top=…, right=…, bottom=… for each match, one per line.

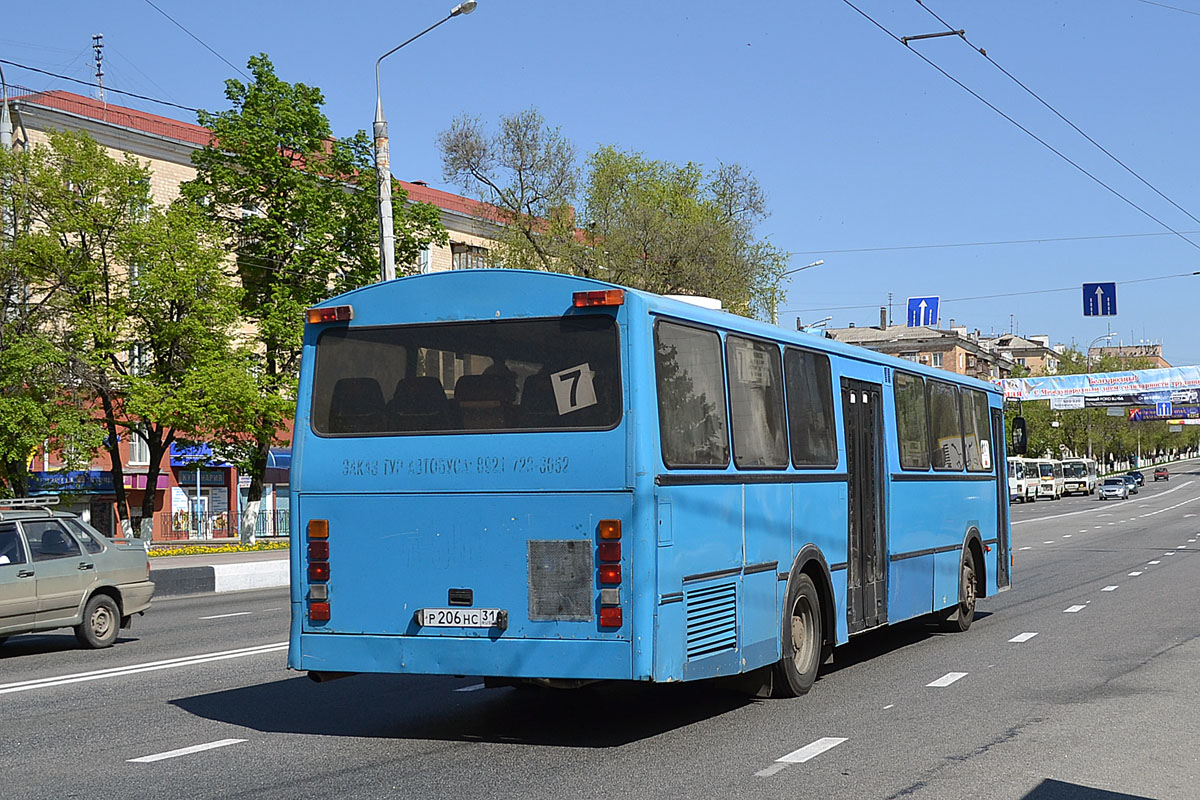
left=654, top=321, right=730, bottom=468
left=927, top=380, right=965, bottom=471
left=894, top=372, right=929, bottom=470
left=784, top=348, right=838, bottom=468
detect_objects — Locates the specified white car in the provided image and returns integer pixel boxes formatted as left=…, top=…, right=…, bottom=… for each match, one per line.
left=1098, top=477, right=1130, bottom=501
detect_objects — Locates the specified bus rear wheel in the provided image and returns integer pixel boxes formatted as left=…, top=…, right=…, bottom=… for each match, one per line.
left=943, top=550, right=977, bottom=633
left=773, top=573, right=823, bottom=697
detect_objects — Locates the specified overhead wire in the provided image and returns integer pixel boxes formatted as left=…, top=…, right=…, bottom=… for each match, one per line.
left=0, top=57, right=200, bottom=114
left=139, top=0, right=250, bottom=81
left=836, top=0, right=1200, bottom=252
left=1133, top=0, right=1200, bottom=17
left=789, top=228, right=1200, bottom=255
left=914, top=0, right=1200, bottom=228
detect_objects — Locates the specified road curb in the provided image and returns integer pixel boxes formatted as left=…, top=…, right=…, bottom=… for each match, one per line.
left=151, top=560, right=289, bottom=597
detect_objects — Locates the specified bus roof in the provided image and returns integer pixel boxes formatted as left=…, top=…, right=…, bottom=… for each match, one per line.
left=312, top=269, right=1001, bottom=396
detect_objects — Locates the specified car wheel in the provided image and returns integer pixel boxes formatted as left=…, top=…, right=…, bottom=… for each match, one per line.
left=773, top=573, right=823, bottom=697
left=74, top=594, right=120, bottom=649
left=943, top=549, right=977, bottom=633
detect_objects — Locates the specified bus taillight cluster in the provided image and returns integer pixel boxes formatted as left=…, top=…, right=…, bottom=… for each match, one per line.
left=598, top=519, right=622, bottom=627
left=307, top=519, right=331, bottom=622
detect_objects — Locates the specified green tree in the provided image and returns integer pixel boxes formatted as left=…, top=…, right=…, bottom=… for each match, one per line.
left=437, top=109, right=787, bottom=319
left=184, top=54, right=446, bottom=539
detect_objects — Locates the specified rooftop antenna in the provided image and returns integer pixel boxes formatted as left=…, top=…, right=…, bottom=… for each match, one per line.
left=92, top=34, right=105, bottom=104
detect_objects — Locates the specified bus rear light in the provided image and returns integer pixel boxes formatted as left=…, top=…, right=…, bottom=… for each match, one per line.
left=598, top=519, right=621, bottom=540
left=308, top=519, right=329, bottom=539
left=308, top=541, right=329, bottom=560
left=309, top=562, right=330, bottom=582
left=306, top=305, right=353, bottom=324
left=309, top=584, right=328, bottom=601
left=598, top=541, right=621, bottom=562
left=599, top=607, right=622, bottom=627
left=573, top=289, right=625, bottom=308
left=600, top=588, right=620, bottom=605
left=309, top=602, right=331, bottom=622
left=598, top=564, right=621, bottom=585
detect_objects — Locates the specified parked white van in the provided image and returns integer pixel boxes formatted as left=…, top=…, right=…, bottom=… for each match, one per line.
left=1061, top=457, right=1097, bottom=496
left=1035, top=459, right=1064, bottom=500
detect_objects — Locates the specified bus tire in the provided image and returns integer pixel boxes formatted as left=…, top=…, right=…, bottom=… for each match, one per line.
left=943, top=550, right=977, bottom=633
left=773, top=573, right=822, bottom=697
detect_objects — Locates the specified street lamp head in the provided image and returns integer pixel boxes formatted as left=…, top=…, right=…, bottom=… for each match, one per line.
left=451, top=1, right=477, bottom=16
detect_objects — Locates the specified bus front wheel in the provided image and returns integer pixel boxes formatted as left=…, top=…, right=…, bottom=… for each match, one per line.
left=774, top=573, right=823, bottom=697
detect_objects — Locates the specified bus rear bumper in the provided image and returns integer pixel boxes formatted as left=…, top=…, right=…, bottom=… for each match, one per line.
left=291, top=632, right=635, bottom=681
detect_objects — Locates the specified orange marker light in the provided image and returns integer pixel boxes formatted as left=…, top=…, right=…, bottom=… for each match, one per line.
left=306, top=305, right=353, bottom=324
left=573, top=289, right=625, bottom=308
left=598, top=519, right=621, bottom=540
left=308, top=519, right=329, bottom=539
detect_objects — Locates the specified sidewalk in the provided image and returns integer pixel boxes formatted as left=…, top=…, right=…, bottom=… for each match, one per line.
left=150, top=548, right=290, bottom=597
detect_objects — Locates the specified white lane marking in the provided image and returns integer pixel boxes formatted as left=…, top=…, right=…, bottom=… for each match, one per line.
left=1129, top=571, right=1143, bottom=576
left=1008, top=483, right=1195, bottom=525
left=756, top=763, right=790, bottom=778
left=1107, top=523, right=1115, bottom=526
left=198, top=612, right=253, bottom=620
left=1164, top=552, right=1175, bottom=557
left=129, top=739, right=246, bottom=764
left=1064, top=605, right=1086, bottom=613
left=1102, top=586, right=1118, bottom=592
left=777, top=737, right=849, bottom=764
left=1063, top=534, right=1073, bottom=538
left=927, top=672, right=968, bottom=688
left=883, top=704, right=895, bottom=709
left=1177, top=545, right=1188, bottom=549
left=454, top=683, right=486, bottom=692
left=1043, top=541, right=1055, bottom=545
left=1094, top=526, right=1102, bottom=529
left=1190, top=539, right=1197, bottom=543
left=1009, top=632, right=1039, bottom=643
left=1186, top=514, right=1197, bottom=518
left=1079, top=530, right=1089, bottom=533
left=1149, top=560, right=1161, bottom=565
left=0, top=642, right=287, bottom=696
left=1019, top=546, right=1032, bottom=551
left=1098, top=513, right=1114, bottom=518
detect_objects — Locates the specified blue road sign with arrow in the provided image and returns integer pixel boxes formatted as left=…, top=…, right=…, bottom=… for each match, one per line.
left=1157, top=401, right=1173, bottom=417
left=906, top=296, right=939, bottom=327
left=1082, top=282, right=1117, bottom=316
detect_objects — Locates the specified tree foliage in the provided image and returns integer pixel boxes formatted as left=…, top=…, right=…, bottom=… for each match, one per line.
left=184, top=54, right=448, bottom=521
left=437, top=108, right=787, bottom=319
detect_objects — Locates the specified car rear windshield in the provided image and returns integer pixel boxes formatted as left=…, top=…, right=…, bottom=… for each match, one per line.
left=311, top=315, right=621, bottom=436
left=1103, top=478, right=1124, bottom=486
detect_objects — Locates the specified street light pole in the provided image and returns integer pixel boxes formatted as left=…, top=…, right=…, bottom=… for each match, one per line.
left=374, top=1, right=477, bottom=282
left=1085, top=332, right=1116, bottom=459
left=773, top=259, right=824, bottom=325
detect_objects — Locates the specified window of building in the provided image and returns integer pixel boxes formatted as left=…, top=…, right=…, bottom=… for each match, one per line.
left=418, top=245, right=432, bottom=274
left=655, top=322, right=729, bottom=468
left=451, top=242, right=488, bottom=270
left=784, top=348, right=838, bottom=467
left=725, top=336, right=787, bottom=469
left=962, top=388, right=992, bottom=472
left=927, top=380, right=965, bottom=470
left=128, top=427, right=150, bottom=466
left=1016, top=357, right=1026, bottom=367
left=931, top=352, right=944, bottom=368
left=894, top=371, right=929, bottom=470
left=900, top=351, right=919, bottom=362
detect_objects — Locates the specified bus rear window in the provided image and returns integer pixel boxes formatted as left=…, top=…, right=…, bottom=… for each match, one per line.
left=311, top=316, right=621, bottom=435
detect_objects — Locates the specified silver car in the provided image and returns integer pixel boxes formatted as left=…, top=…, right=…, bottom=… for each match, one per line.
left=1098, top=477, right=1130, bottom=501
left=0, top=498, right=154, bottom=648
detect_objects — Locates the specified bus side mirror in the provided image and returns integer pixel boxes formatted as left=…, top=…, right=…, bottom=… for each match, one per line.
left=1012, top=417, right=1028, bottom=456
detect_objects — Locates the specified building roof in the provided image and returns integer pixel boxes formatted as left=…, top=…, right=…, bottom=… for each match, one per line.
left=10, top=88, right=499, bottom=222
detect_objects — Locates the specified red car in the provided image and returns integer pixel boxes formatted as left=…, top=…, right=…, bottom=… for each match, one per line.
left=1154, top=467, right=1169, bottom=481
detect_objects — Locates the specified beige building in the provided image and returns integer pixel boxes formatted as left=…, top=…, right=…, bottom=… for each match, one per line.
left=978, top=333, right=1062, bottom=375
left=826, top=323, right=1016, bottom=381
left=1089, top=343, right=1170, bottom=369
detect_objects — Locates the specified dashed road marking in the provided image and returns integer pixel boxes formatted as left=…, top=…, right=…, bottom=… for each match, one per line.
left=1009, top=632, right=1039, bottom=643
left=198, top=612, right=253, bottom=620
left=883, top=704, right=895, bottom=709
left=1064, top=534, right=1073, bottom=538
left=1044, top=541, right=1055, bottom=545
left=758, top=737, right=849, bottom=776
left=1064, top=605, right=1086, bottom=613
left=129, top=739, right=247, bottom=764
left=1102, top=586, right=1118, bottom=592
left=1129, top=571, right=1143, bottom=576
left=927, top=672, right=968, bottom=688
left=1186, top=514, right=1197, bottom=518
left=1149, top=560, right=1161, bottom=565
left=1019, top=546, right=1032, bottom=551
left=1177, top=545, right=1188, bottom=549
left=1163, top=552, right=1175, bottom=557
left=454, top=683, right=486, bottom=692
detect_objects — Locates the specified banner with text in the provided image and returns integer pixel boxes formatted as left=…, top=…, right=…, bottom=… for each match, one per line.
left=999, top=366, right=1200, bottom=404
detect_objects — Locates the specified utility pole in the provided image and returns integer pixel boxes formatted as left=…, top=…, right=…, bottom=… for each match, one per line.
left=92, top=34, right=105, bottom=103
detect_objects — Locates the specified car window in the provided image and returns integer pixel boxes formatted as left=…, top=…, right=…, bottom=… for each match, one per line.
left=23, top=520, right=82, bottom=562
left=0, top=523, right=27, bottom=565
left=63, top=519, right=106, bottom=554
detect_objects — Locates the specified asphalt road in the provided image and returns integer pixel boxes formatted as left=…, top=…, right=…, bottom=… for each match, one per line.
left=5, top=462, right=1200, bottom=799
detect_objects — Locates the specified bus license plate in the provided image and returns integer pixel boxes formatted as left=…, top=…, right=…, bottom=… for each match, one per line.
left=419, top=608, right=503, bottom=628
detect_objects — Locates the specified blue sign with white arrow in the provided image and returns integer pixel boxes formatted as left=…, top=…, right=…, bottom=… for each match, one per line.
left=1157, top=401, right=1173, bottom=417
left=1082, top=282, right=1117, bottom=316
left=906, top=296, right=940, bottom=327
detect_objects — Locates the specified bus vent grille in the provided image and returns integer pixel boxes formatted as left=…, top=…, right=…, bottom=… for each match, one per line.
left=528, top=539, right=594, bottom=622
left=685, top=582, right=738, bottom=660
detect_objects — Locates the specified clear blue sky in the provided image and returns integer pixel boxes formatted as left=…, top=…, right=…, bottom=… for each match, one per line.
left=5, top=0, right=1199, bottom=363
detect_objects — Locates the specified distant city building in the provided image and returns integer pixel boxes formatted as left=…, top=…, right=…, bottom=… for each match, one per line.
left=824, top=323, right=1015, bottom=381
left=1088, top=343, right=1171, bottom=369
left=977, top=333, right=1063, bottom=375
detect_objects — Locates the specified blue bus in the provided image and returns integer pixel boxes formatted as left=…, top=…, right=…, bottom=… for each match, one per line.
left=288, top=269, right=1011, bottom=696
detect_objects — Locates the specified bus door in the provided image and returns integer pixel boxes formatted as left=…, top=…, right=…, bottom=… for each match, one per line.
left=990, top=407, right=1011, bottom=588
left=842, top=378, right=887, bottom=633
